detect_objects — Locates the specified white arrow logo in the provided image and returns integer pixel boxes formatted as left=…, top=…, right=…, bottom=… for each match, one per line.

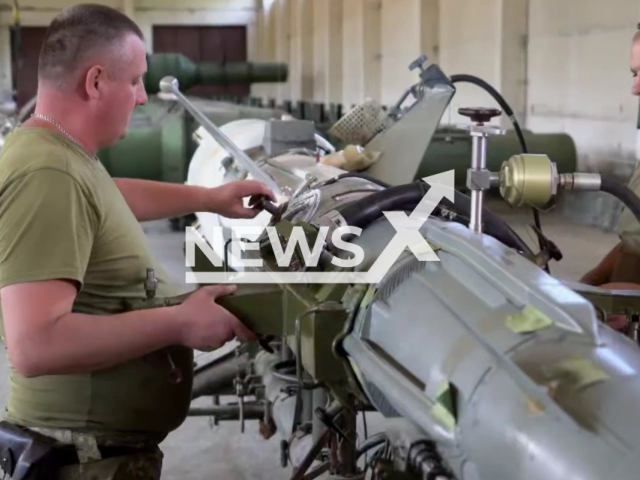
left=364, top=170, right=455, bottom=283
left=186, top=170, right=456, bottom=284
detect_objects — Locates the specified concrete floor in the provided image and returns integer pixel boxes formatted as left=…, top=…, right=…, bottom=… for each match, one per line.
left=0, top=200, right=623, bottom=479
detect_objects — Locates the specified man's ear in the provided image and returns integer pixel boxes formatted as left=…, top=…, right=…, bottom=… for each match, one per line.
left=84, top=65, right=105, bottom=100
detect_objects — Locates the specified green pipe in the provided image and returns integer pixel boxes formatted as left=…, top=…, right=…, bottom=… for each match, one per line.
left=99, top=105, right=577, bottom=189
left=144, top=53, right=289, bottom=94
left=416, top=128, right=578, bottom=186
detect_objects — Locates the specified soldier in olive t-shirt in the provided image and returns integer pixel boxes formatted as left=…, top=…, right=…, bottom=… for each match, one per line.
left=0, top=127, right=193, bottom=436
left=611, top=166, right=640, bottom=284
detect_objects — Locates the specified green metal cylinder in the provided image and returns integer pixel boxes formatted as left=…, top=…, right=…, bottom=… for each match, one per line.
left=98, top=99, right=284, bottom=182
left=144, top=53, right=289, bottom=94
left=98, top=102, right=188, bottom=183
left=416, top=128, right=578, bottom=186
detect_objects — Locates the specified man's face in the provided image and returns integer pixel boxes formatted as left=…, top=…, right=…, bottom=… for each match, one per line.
left=630, top=41, right=640, bottom=97
left=97, top=34, right=148, bottom=148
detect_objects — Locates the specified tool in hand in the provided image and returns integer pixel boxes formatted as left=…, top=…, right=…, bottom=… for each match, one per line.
left=249, top=194, right=282, bottom=221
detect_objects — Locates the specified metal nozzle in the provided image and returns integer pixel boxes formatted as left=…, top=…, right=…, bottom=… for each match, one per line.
left=558, top=173, right=601, bottom=191
left=159, top=76, right=179, bottom=94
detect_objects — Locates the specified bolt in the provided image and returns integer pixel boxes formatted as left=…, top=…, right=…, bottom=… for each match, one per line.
left=144, top=268, right=158, bottom=299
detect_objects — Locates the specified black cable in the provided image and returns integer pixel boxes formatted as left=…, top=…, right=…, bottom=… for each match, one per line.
left=335, top=181, right=534, bottom=257
left=600, top=177, right=640, bottom=225
left=450, top=74, right=546, bottom=268
left=357, top=433, right=386, bottom=460
left=361, top=409, right=369, bottom=463
left=323, top=172, right=392, bottom=189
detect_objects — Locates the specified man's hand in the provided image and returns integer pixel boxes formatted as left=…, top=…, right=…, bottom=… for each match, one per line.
left=174, top=285, right=257, bottom=351
left=1, top=280, right=257, bottom=377
left=598, top=282, right=640, bottom=334
left=579, top=243, right=622, bottom=286
left=204, top=180, right=276, bottom=219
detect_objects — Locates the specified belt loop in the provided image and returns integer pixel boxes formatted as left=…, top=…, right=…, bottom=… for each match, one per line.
left=70, top=432, right=102, bottom=463
left=31, top=428, right=103, bottom=464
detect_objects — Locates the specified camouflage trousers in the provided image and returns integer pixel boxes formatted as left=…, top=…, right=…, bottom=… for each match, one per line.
left=29, top=428, right=164, bottom=480
left=52, top=448, right=163, bottom=480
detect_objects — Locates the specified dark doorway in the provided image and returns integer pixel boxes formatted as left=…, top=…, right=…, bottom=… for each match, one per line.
left=11, top=27, right=48, bottom=109
left=8, top=25, right=250, bottom=108
left=152, top=25, right=249, bottom=98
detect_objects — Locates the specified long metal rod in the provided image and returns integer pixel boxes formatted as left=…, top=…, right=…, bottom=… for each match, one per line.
left=188, top=404, right=264, bottom=419
left=469, top=134, right=487, bottom=234
left=290, top=428, right=331, bottom=480
left=159, top=76, right=281, bottom=195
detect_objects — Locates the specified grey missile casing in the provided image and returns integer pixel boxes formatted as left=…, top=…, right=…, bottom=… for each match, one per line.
left=342, top=216, right=640, bottom=480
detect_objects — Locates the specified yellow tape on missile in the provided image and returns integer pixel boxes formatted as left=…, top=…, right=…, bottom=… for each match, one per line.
left=505, top=305, right=553, bottom=334
left=430, top=381, right=456, bottom=430
left=361, top=286, right=377, bottom=310
left=405, top=241, right=440, bottom=256
left=543, top=356, right=608, bottom=391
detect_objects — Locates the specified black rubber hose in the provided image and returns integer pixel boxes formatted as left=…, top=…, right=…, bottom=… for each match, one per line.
left=357, top=433, right=387, bottom=459
left=323, top=172, right=392, bottom=189
left=335, top=181, right=534, bottom=257
left=449, top=74, right=545, bottom=260
left=449, top=75, right=528, bottom=154
left=600, top=177, right=640, bottom=225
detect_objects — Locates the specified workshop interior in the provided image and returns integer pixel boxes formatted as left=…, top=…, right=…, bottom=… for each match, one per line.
left=3, top=0, right=640, bottom=479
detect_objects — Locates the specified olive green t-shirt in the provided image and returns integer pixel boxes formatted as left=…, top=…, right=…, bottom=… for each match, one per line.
left=0, top=127, right=193, bottom=436
left=618, top=165, right=640, bottom=251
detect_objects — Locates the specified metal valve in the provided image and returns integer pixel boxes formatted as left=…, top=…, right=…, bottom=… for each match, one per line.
left=457, top=107, right=505, bottom=234
left=458, top=107, right=501, bottom=125
left=409, top=55, right=429, bottom=73
left=498, top=153, right=601, bottom=209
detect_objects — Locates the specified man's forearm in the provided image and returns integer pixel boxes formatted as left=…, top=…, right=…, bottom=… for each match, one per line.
left=114, top=178, right=209, bottom=221
left=14, top=306, right=183, bottom=377
left=580, top=243, right=622, bottom=285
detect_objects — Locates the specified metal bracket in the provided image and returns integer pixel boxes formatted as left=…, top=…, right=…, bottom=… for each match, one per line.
left=466, top=169, right=493, bottom=191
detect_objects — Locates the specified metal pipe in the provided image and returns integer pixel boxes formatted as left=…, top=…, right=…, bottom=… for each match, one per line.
left=469, top=134, right=487, bottom=234
left=559, top=173, right=601, bottom=191
left=490, top=172, right=500, bottom=188
left=191, top=352, right=248, bottom=399
left=158, top=76, right=281, bottom=195
left=188, top=404, right=264, bottom=420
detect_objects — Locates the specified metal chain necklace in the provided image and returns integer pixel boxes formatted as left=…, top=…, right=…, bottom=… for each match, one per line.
left=31, top=113, right=98, bottom=161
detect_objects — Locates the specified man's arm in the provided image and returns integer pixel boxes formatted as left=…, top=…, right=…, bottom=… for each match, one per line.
left=580, top=243, right=622, bottom=286
left=114, top=179, right=208, bottom=222
left=114, top=178, right=276, bottom=222
left=1, top=281, right=255, bottom=378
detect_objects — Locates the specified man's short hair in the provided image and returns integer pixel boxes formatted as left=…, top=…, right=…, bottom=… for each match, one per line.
left=38, top=3, right=144, bottom=90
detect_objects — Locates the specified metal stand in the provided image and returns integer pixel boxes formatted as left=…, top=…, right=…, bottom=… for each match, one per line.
left=469, top=132, right=488, bottom=233
left=458, top=107, right=505, bottom=234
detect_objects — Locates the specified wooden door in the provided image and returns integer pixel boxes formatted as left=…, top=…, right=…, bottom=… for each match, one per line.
left=152, top=25, right=249, bottom=98
left=9, top=25, right=250, bottom=108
